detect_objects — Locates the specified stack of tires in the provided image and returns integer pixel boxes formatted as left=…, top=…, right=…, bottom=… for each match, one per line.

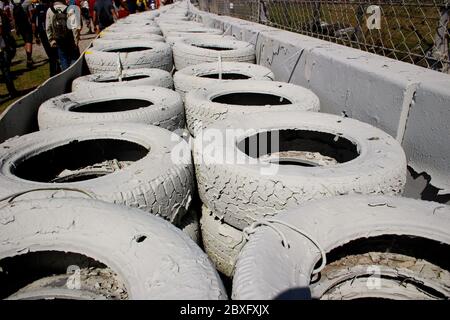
left=0, top=2, right=230, bottom=301
left=0, top=1, right=449, bottom=301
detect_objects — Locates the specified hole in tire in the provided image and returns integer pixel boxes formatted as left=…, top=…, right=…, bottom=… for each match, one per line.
left=199, top=73, right=251, bottom=80
left=212, top=92, right=292, bottom=106
left=237, top=129, right=359, bottom=166
left=105, top=47, right=151, bottom=53
left=191, top=44, right=234, bottom=51
left=0, top=251, right=128, bottom=300
left=70, top=99, right=152, bottom=113
left=96, top=75, right=150, bottom=83
left=135, top=235, right=147, bottom=243
left=311, top=235, right=450, bottom=300
left=13, top=139, right=148, bottom=183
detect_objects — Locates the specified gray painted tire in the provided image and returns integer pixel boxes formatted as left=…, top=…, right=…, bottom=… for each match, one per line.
left=114, top=19, right=158, bottom=27
left=165, top=32, right=228, bottom=47
left=98, top=32, right=165, bottom=42
left=194, top=111, right=407, bottom=230
left=174, top=62, right=274, bottom=101
left=200, top=206, right=245, bottom=277
left=93, top=35, right=165, bottom=46
left=120, top=11, right=159, bottom=22
left=71, top=69, right=174, bottom=92
left=85, top=41, right=172, bottom=73
left=0, top=123, right=194, bottom=224
left=173, top=37, right=255, bottom=70
left=165, top=28, right=223, bottom=38
left=103, top=25, right=162, bottom=35
left=232, top=196, right=450, bottom=299
left=0, top=198, right=227, bottom=300
left=166, top=34, right=236, bottom=48
left=310, top=252, right=450, bottom=300
left=159, top=22, right=205, bottom=37
left=185, top=80, right=319, bottom=137
left=38, top=86, right=183, bottom=131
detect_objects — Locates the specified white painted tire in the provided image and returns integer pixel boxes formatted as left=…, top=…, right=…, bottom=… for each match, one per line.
left=164, top=27, right=223, bottom=43
left=0, top=198, right=227, bottom=300
left=85, top=41, right=172, bottom=73
left=185, top=80, right=319, bottom=137
left=165, top=32, right=227, bottom=47
left=0, top=123, right=194, bottom=224
left=167, top=35, right=235, bottom=49
left=71, top=68, right=173, bottom=92
left=194, top=111, right=407, bottom=230
left=165, top=28, right=223, bottom=38
left=38, top=86, right=183, bottom=131
left=200, top=206, right=245, bottom=277
left=174, top=62, right=274, bottom=101
left=173, top=37, right=255, bottom=70
left=93, top=35, right=165, bottom=47
left=311, top=252, right=450, bottom=300
left=159, top=22, right=204, bottom=36
left=98, top=32, right=165, bottom=42
left=122, top=11, right=159, bottom=21
left=156, top=15, right=190, bottom=23
left=232, top=196, right=450, bottom=299
left=114, top=19, right=158, bottom=27
left=104, top=25, right=162, bottom=35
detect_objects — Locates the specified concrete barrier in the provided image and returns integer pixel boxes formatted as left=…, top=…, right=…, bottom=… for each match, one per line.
left=0, top=51, right=86, bottom=143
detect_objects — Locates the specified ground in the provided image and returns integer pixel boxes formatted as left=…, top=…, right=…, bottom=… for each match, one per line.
left=0, top=27, right=95, bottom=115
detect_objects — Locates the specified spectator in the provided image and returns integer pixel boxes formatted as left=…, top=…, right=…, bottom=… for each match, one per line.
left=114, top=0, right=128, bottom=19
left=126, top=0, right=134, bottom=14
left=135, top=0, right=144, bottom=12
left=80, top=0, right=93, bottom=33
left=33, top=0, right=59, bottom=75
left=0, top=6, right=18, bottom=97
left=93, top=0, right=116, bottom=33
left=11, top=0, right=34, bottom=68
left=46, top=0, right=80, bottom=70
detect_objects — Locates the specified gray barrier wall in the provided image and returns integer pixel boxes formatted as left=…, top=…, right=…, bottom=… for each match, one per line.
left=194, top=9, right=450, bottom=197
left=0, top=54, right=86, bottom=142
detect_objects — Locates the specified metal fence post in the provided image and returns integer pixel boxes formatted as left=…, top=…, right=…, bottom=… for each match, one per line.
left=258, top=0, right=269, bottom=24
left=312, top=1, right=321, bottom=31
left=223, top=0, right=230, bottom=16
left=354, top=2, right=365, bottom=43
left=431, top=3, right=449, bottom=72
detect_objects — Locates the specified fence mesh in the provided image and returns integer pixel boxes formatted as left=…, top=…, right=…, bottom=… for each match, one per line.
left=197, top=0, right=450, bottom=73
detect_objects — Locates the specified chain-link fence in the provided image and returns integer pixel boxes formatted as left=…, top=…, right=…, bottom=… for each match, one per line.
left=197, top=0, right=450, bottom=73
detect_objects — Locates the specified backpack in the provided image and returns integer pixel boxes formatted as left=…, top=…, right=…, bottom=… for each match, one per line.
left=50, top=6, right=74, bottom=45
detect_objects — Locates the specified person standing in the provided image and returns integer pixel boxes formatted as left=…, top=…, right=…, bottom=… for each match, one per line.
left=11, top=0, right=34, bottom=68
left=33, top=0, right=59, bottom=75
left=80, top=0, right=93, bottom=33
left=125, top=0, right=134, bottom=14
left=46, top=0, right=80, bottom=70
left=0, top=6, right=18, bottom=97
left=93, top=0, right=116, bottom=33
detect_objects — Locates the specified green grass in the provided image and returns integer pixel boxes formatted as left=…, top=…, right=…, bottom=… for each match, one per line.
left=0, top=33, right=50, bottom=116
left=0, top=61, right=49, bottom=115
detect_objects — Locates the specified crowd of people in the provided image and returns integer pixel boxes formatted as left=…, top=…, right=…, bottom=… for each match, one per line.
left=0, top=0, right=172, bottom=99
